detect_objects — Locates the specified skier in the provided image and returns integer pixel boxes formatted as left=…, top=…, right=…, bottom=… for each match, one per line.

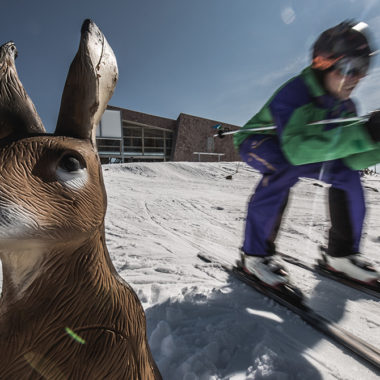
left=234, top=20, right=380, bottom=288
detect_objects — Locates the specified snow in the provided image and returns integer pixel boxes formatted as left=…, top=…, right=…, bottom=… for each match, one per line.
left=1, top=161, right=380, bottom=379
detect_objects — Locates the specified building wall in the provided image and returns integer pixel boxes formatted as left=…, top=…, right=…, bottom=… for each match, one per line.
left=100, top=105, right=241, bottom=163
left=172, top=113, right=240, bottom=162
left=108, top=105, right=177, bottom=131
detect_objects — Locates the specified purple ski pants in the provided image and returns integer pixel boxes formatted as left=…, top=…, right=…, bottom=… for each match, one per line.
left=239, top=135, right=365, bottom=257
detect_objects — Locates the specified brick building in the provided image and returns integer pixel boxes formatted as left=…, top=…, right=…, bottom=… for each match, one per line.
left=96, top=105, right=240, bottom=163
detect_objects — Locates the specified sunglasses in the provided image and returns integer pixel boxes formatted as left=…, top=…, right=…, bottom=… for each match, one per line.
left=333, top=57, right=369, bottom=77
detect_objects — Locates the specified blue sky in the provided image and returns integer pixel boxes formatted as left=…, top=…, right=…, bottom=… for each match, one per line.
left=2, top=0, right=380, bottom=133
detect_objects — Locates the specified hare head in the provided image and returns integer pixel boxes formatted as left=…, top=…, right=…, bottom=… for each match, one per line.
left=0, top=19, right=116, bottom=297
left=0, top=20, right=161, bottom=379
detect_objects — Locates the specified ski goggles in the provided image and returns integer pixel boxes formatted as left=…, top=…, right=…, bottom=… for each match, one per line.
left=332, top=56, right=369, bottom=77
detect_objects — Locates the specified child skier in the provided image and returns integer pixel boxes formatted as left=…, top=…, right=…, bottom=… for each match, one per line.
left=234, top=20, right=380, bottom=287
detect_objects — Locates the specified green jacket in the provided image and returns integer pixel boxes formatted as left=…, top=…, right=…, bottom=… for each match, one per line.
left=234, top=66, right=380, bottom=170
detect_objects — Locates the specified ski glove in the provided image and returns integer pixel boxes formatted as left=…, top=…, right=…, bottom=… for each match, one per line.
left=364, top=110, right=380, bottom=142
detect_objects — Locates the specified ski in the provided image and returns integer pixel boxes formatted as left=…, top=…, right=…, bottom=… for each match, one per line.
left=278, top=252, right=380, bottom=299
left=198, top=252, right=380, bottom=371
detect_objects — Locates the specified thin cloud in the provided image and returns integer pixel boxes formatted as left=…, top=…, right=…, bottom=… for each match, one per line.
left=358, top=0, right=378, bottom=19
left=209, top=54, right=310, bottom=125
left=354, top=66, right=380, bottom=114
left=253, top=55, right=309, bottom=87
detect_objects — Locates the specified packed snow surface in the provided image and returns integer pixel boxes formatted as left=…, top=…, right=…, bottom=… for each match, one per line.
left=2, top=161, right=380, bottom=379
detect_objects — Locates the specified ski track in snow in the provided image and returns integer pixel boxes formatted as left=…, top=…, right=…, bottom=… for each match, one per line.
left=1, top=161, right=379, bottom=379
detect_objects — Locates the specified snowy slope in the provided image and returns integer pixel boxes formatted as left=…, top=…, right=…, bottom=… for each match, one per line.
left=102, top=162, right=380, bottom=380
left=1, top=162, right=379, bottom=379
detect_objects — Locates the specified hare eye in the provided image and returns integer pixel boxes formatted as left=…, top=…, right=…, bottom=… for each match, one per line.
left=56, top=153, right=87, bottom=189
left=59, top=155, right=84, bottom=173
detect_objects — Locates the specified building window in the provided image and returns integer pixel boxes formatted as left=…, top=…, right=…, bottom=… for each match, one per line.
left=96, top=138, right=122, bottom=164
left=97, top=119, right=174, bottom=163
left=123, top=126, right=143, bottom=155
left=97, top=138, right=122, bottom=155
left=123, top=122, right=173, bottom=161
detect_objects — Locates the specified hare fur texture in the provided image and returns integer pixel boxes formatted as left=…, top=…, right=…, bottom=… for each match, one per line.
left=0, top=19, right=162, bottom=379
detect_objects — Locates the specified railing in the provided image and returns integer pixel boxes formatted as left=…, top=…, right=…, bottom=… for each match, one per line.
left=193, top=152, right=225, bottom=162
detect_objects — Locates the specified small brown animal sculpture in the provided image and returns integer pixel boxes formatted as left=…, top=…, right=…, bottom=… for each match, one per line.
left=0, top=19, right=162, bottom=379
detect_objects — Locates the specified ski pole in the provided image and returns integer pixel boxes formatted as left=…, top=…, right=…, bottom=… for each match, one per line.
left=308, top=115, right=368, bottom=125
left=213, top=125, right=277, bottom=137
left=213, top=115, right=369, bottom=138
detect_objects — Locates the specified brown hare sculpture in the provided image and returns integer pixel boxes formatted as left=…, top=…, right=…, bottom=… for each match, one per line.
left=0, top=19, right=162, bottom=379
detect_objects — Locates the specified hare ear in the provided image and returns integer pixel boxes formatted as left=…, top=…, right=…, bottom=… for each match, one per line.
left=0, top=42, right=45, bottom=139
left=55, top=19, right=118, bottom=146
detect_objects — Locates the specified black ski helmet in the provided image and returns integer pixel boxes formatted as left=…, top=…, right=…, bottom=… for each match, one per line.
left=312, top=20, right=373, bottom=72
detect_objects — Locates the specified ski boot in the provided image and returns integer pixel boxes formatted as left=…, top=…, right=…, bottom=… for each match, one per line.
left=319, top=251, right=380, bottom=285
left=241, top=254, right=288, bottom=287
left=239, top=253, right=304, bottom=304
